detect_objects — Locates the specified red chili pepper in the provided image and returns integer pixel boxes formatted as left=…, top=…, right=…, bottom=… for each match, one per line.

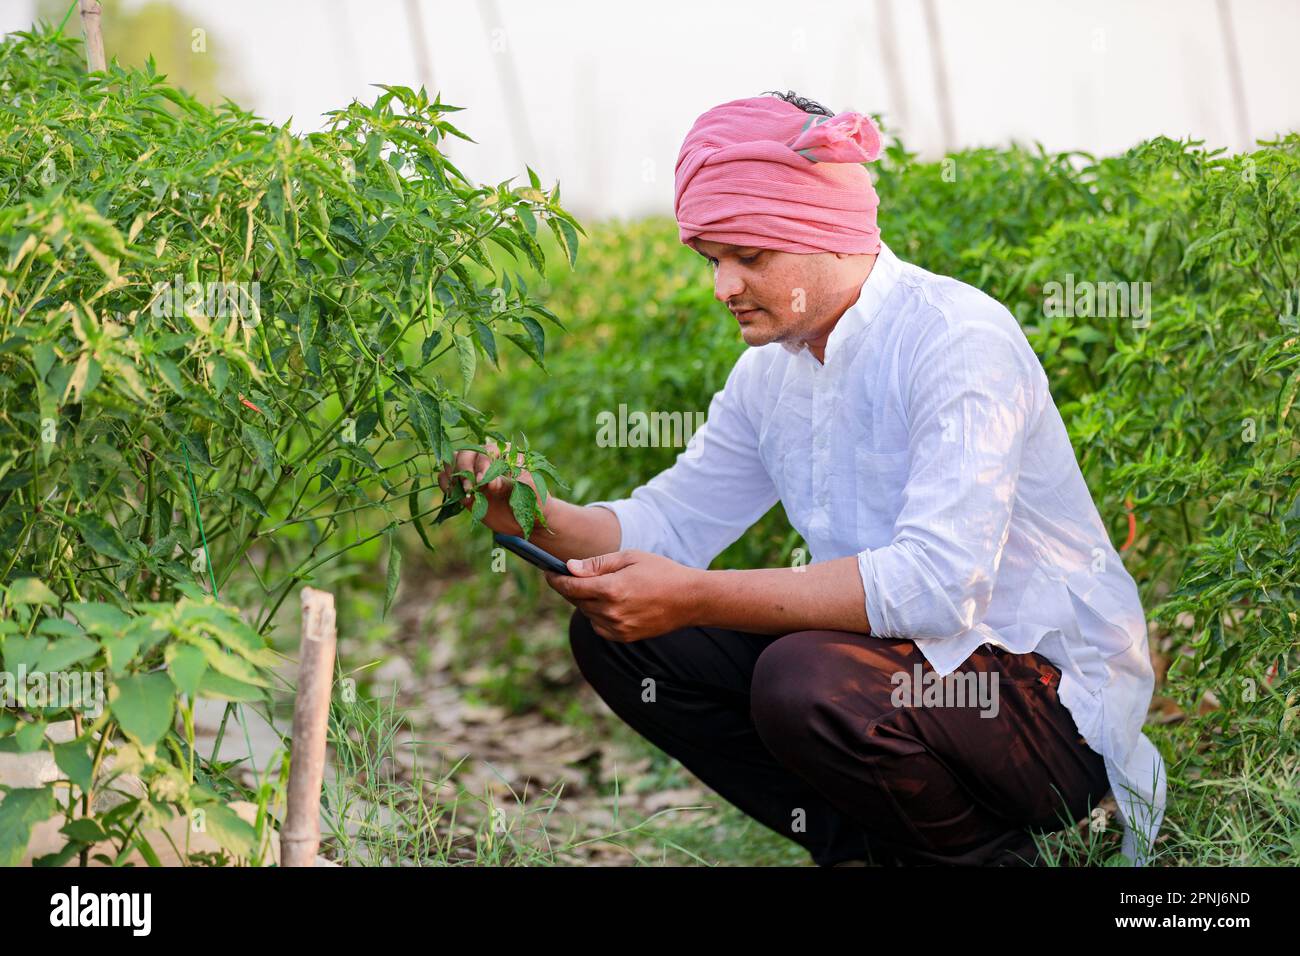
left=238, top=393, right=264, bottom=415
left=1119, top=496, right=1137, bottom=552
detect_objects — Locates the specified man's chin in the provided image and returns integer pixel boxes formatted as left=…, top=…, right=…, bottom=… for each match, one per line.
left=738, top=323, right=777, bottom=347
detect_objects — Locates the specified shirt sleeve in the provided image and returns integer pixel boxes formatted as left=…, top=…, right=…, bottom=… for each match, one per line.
left=857, top=308, right=1039, bottom=640
left=587, top=349, right=780, bottom=569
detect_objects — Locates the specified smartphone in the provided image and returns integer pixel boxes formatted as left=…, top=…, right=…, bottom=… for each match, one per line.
left=492, top=532, right=572, bottom=576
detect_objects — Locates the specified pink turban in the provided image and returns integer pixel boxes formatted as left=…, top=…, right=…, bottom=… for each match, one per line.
left=674, top=96, right=884, bottom=255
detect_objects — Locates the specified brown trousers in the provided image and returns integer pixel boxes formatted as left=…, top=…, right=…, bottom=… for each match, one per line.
left=568, top=608, right=1110, bottom=866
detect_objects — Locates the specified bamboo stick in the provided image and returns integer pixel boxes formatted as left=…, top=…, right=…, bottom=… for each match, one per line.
left=79, top=0, right=106, bottom=73
left=281, top=587, right=337, bottom=867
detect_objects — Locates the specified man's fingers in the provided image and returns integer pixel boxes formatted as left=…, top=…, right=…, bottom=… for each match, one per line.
left=447, top=441, right=524, bottom=503
left=451, top=451, right=471, bottom=491
left=544, top=571, right=606, bottom=601
left=569, top=549, right=637, bottom=577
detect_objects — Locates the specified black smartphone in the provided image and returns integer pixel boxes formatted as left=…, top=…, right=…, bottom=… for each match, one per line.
left=492, top=532, right=572, bottom=575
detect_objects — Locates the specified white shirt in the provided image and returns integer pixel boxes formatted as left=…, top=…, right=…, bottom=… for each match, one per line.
left=588, top=239, right=1167, bottom=865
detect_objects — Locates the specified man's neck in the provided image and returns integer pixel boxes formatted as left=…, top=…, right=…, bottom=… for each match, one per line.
left=804, top=253, right=878, bottom=364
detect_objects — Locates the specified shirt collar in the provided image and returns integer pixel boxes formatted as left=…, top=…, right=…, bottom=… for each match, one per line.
left=780, top=238, right=905, bottom=364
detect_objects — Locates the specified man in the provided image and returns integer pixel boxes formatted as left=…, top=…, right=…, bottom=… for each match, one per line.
left=439, top=91, right=1166, bottom=867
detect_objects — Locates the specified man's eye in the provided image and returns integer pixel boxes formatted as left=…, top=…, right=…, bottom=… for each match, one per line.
left=739, top=253, right=759, bottom=264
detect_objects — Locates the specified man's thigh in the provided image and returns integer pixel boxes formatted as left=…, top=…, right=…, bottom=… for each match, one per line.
left=751, top=631, right=1107, bottom=835
left=568, top=606, right=782, bottom=711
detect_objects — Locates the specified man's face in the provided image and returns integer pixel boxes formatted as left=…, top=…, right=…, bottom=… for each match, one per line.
left=687, top=238, right=842, bottom=349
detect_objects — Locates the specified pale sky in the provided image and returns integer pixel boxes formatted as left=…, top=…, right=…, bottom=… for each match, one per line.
left=4, top=0, right=1297, bottom=222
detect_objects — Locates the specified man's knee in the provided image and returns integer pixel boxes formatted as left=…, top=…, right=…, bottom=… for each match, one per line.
left=750, top=631, right=897, bottom=760
left=750, top=633, right=834, bottom=757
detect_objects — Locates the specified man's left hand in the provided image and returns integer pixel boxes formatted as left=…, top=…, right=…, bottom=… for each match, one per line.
left=544, top=549, right=701, bottom=642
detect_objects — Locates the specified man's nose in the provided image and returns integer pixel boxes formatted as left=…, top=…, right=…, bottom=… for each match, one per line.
left=713, top=263, right=744, bottom=303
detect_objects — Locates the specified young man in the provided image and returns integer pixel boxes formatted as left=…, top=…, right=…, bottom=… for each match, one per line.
left=439, top=92, right=1166, bottom=867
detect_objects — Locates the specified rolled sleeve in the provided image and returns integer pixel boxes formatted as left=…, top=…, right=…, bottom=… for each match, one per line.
left=583, top=349, right=779, bottom=569
left=859, top=309, right=1038, bottom=640
left=585, top=498, right=649, bottom=552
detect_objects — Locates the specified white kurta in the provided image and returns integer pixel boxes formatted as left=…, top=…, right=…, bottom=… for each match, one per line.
left=589, top=239, right=1167, bottom=864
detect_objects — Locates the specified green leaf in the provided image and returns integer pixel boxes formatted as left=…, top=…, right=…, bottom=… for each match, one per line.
left=67, top=602, right=132, bottom=636
left=185, top=634, right=271, bottom=686
left=35, top=634, right=98, bottom=672
left=100, top=630, right=145, bottom=675
left=32, top=342, right=56, bottom=381
left=152, top=355, right=187, bottom=397
left=509, top=480, right=538, bottom=539
left=472, top=319, right=498, bottom=367
left=53, top=739, right=95, bottom=792
left=475, top=458, right=509, bottom=487
left=516, top=205, right=537, bottom=237
left=67, top=515, right=134, bottom=563
left=555, top=216, right=580, bottom=267
left=6, top=577, right=59, bottom=606
left=531, top=469, right=549, bottom=506
left=515, top=227, right=546, bottom=273
left=59, top=817, right=108, bottom=843
left=231, top=488, right=269, bottom=517
left=165, top=642, right=208, bottom=696
left=405, top=389, right=447, bottom=461
left=200, top=802, right=257, bottom=860
left=421, top=330, right=443, bottom=363
left=35, top=618, right=84, bottom=638
left=3, top=635, right=45, bottom=673
left=209, top=355, right=229, bottom=396
left=504, top=331, right=543, bottom=368
left=14, top=719, right=47, bottom=752
left=454, top=332, right=476, bottom=395
left=517, top=314, right=545, bottom=361
left=243, top=424, right=278, bottom=479
left=110, top=672, right=175, bottom=746
left=181, top=432, right=213, bottom=469
left=196, top=669, right=267, bottom=702
left=409, top=488, right=436, bottom=553
left=0, top=787, right=57, bottom=866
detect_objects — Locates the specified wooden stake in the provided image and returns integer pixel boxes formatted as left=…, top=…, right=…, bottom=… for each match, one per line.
left=281, top=587, right=337, bottom=867
left=79, top=0, right=106, bottom=73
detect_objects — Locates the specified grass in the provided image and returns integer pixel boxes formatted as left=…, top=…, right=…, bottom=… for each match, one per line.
left=315, top=680, right=812, bottom=866
left=236, top=516, right=1300, bottom=868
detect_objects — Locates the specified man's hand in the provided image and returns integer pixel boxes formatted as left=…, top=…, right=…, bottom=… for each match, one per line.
left=436, top=439, right=545, bottom=538
left=544, top=549, right=702, bottom=642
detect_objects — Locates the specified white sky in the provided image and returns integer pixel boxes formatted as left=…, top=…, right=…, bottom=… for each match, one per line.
left=4, top=0, right=1298, bottom=222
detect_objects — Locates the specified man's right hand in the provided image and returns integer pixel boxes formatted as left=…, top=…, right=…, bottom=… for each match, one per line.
left=437, top=439, right=547, bottom=538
